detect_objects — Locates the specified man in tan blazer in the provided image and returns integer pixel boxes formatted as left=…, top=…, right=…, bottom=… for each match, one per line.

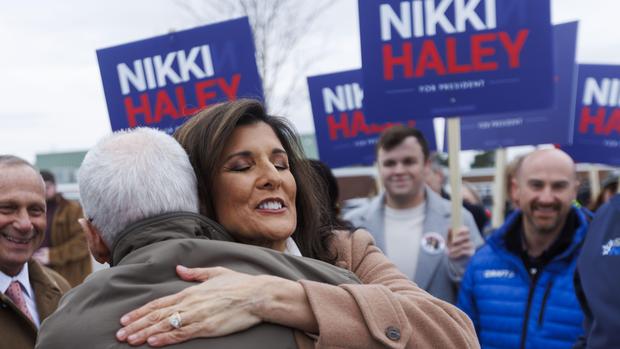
left=0, top=155, right=70, bottom=349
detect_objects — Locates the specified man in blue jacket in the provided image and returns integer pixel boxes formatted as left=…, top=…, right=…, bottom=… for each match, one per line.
left=458, top=149, right=587, bottom=349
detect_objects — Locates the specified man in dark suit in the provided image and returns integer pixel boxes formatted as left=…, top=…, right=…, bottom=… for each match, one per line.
left=36, top=128, right=359, bottom=349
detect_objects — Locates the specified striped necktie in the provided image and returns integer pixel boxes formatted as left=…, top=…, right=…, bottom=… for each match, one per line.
left=5, top=280, right=34, bottom=322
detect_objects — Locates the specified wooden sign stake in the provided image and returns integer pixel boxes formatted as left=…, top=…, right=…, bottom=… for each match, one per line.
left=491, top=148, right=507, bottom=228
left=447, top=117, right=462, bottom=232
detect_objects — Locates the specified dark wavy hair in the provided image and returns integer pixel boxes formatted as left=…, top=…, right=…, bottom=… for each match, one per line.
left=174, top=99, right=336, bottom=264
left=308, top=159, right=355, bottom=231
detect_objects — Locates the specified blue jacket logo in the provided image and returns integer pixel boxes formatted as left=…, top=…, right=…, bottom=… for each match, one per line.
left=602, top=238, right=620, bottom=256
left=483, top=269, right=515, bottom=279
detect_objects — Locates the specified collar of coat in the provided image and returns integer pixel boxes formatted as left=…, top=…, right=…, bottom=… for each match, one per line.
left=110, top=212, right=233, bottom=266
left=487, top=206, right=589, bottom=266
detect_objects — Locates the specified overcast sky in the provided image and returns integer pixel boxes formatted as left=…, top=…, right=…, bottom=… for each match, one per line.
left=1, top=0, right=619, bottom=164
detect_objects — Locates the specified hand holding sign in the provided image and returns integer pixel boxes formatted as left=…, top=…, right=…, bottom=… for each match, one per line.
left=446, top=226, right=475, bottom=260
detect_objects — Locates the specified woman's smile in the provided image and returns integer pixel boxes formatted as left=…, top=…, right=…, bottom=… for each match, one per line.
left=213, top=122, right=297, bottom=251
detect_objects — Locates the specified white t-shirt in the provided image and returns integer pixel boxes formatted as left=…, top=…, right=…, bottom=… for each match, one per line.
left=384, top=202, right=425, bottom=280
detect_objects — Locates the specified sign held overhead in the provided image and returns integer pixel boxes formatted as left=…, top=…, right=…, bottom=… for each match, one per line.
left=97, top=17, right=263, bottom=133
left=359, top=0, right=555, bottom=122
left=307, top=69, right=436, bottom=168
left=565, top=64, right=620, bottom=166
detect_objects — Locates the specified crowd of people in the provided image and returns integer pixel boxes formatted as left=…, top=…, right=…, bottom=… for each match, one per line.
left=1, top=99, right=618, bottom=349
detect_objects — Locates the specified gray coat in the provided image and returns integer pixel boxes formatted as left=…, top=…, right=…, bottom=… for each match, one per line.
left=344, top=187, right=483, bottom=304
left=36, top=212, right=360, bottom=349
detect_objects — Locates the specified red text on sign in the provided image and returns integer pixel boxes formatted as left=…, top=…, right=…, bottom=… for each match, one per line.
left=327, top=111, right=417, bottom=140
left=123, top=74, right=241, bottom=127
left=578, top=107, right=620, bottom=136
left=382, top=30, right=529, bottom=80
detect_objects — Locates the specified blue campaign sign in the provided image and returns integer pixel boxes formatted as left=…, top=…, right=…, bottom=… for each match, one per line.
left=97, top=17, right=263, bottom=132
left=359, top=0, right=554, bottom=122
left=459, top=22, right=578, bottom=150
left=563, top=145, right=620, bottom=166
left=307, top=69, right=437, bottom=168
left=563, top=64, right=620, bottom=166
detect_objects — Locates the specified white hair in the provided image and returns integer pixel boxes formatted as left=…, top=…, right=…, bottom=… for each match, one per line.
left=78, top=127, right=199, bottom=247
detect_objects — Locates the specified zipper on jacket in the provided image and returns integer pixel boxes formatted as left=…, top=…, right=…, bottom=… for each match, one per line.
left=520, top=269, right=540, bottom=349
left=537, top=280, right=554, bottom=326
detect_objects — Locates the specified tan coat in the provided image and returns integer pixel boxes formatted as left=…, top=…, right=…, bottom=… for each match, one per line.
left=47, top=194, right=92, bottom=287
left=0, top=261, right=70, bottom=349
left=299, top=229, right=480, bottom=349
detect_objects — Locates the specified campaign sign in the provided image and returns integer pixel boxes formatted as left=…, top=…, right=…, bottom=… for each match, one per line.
left=359, top=0, right=554, bottom=122
left=97, top=17, right=263, bottom=132
left=563, top=146, right=620, bottom=166
left=307, top=69, right=437, bottom=168
left=459, top=22, right=577, bottom=150
left=563, top=64, right=620, bottom=166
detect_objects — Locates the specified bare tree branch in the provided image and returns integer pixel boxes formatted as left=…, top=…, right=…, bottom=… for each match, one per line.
left=175, top=0, right=336, bottom=115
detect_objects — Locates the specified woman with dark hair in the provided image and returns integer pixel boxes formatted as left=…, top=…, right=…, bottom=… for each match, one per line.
left=173, top=100, right=335, bottom=263
left=115, top=99, right=477, bottom=348
left=307, top=159, right=355, bottom=231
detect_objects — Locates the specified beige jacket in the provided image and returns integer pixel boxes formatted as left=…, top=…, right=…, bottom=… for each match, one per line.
left=301, top=229, right=479, bottom=348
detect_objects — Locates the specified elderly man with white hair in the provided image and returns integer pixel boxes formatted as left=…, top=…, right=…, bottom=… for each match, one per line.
left=35, top=128, right=359, bottom=349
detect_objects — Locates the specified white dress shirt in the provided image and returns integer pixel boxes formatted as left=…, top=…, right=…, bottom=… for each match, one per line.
left=284, top=237, right=302, bottom=257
